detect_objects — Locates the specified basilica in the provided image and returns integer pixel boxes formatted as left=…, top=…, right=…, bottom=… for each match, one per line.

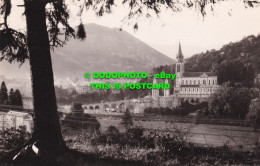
left=149, top=43, right=219, bottom=108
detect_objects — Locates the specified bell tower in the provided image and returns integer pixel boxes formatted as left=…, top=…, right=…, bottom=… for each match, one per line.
left=175, top=42, right=185, bottom=92
left=175, top=42, right=185, bottom=76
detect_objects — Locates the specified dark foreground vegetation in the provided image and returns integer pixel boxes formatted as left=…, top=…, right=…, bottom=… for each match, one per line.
left=63, top=124, right=260, bottom=166
left=1, top=124, right=259, bottom=166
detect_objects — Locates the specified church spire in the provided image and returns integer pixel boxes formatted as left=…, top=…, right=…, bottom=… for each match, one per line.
left=176, top=42, right=184, bottom=63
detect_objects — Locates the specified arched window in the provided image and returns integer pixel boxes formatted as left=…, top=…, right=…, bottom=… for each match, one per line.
left=203, top=80, right=206, bottom=85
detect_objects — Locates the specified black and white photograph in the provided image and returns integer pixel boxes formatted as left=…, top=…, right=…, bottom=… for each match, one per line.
left=0, top=0, right=260, bottom=165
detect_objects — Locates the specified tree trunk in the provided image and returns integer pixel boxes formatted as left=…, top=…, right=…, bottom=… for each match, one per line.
left=24, top=0, right=66, bottom=154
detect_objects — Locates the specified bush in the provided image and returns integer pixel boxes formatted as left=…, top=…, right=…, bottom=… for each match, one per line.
left=121, top=109, right=133, bottom=129
left=144, top=102, right=208, bottom=116
left=0, top=126, right=31, bottom=156
left=63, top=113, right=100, bottom=131
left=84, top=125, right=259, bottom=165
left=105, top=125, right=120, bottom=145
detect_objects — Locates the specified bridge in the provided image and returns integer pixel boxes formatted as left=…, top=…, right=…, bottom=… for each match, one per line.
left=82, top=98, right=153, bottom=114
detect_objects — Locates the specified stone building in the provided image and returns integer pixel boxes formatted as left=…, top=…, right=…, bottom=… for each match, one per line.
left=0, top=110, right=33, bottom=133
left=151, top=43, right=219, bottom=108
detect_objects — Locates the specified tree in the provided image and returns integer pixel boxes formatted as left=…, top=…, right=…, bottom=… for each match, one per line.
left=121, top=109, right=133, bottom=130
left=71, top=102, right=83, bottom=115
left=9, top=88, right=15, bottom=105
left=246, top=98, right=260, bottom=131
left=0, top=0, right=259, bottom=163
left=209, top=84, right=234, bottom=117
left=14, top=89, right=23, bottom=106
left=0, top=81, right=8, bottom=104
left=118, top=89, right=125, bottom=100
left=209, top=83, right=259, bottom=118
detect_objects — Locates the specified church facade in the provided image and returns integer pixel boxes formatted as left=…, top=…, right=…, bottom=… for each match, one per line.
left=151, top=43, right=219, bottom=108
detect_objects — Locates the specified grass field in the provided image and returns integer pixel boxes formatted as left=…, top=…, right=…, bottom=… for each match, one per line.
left=94, top=115, right=260, bottom=151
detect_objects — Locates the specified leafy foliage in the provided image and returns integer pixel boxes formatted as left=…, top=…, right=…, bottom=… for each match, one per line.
left=83, top=125, right=256, bottom=165
left=77, top=0, right=260, bottom=28
left=0, top=81, right=23, bottom=106
left=63, top=112, right=101, bottom=131
left=8, top=88, right=14, bottom=104
left=0, top=28, right=28, bottom=64
left=152, top=35, right=260, bottom=89
left=0, top=0, right=11, bottom=24
left=209, top=83, right=259, bottom=119
left=246, top=98, right=260, bottom=128
left=72, top=102, right=83, bottom=111
left=121, top=109, right=133, bottom=129
left=13, top=89, right=23, bottom=106
left=76, top=23, right=87, bottom=40
left=0, top=126, right=31, bottom=156
left=46, top=1, right=75, bottom=48
left=55, top=86, right=125, bottom=104
left=0, top=0, right=75, bottom=65
left=185, top=35, right=260, bottom=87
left=0, top=81, right=8, bottom=104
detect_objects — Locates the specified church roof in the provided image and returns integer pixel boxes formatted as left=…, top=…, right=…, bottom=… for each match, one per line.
left=153, top=78, right=171, bottom=84
left=182, top=72, right=215, bottom=77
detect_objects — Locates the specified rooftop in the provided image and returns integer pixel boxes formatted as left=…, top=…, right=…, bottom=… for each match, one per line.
left=182, top=72, right=216, bottom=77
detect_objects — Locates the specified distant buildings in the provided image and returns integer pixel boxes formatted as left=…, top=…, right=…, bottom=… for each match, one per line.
left=76, top=85, right=101, bottom=94
left=76, top=83, right=121, bottom=95
left=78, top=43, right=220, bottom=113
left=0, top=110, right=33, bottom=133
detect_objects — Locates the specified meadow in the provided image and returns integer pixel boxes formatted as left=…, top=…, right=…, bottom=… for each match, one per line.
left=92, top=115, right=260, bottom=151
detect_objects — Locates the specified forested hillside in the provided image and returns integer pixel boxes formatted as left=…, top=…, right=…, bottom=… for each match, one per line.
left=185, top=35, right=260, bottom=87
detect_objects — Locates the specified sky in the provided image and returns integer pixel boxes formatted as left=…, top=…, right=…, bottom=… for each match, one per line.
left=1, top=0, right=260, bottom=96
left=5, top=0, right=260, bottom=58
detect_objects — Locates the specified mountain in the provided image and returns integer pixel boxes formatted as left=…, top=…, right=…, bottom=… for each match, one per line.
left=51, top=24, right=173, bottom=79
left=0, top=23, right=173, bottom=95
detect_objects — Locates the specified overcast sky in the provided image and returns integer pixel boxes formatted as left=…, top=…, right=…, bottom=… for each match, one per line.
left=6, top=0, right=260, bottom=59
left=1, top=0, right=260, bottom=96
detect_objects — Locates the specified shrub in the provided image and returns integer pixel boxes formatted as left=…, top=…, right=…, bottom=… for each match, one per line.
left=0, top=126, right=31, bottom=156
left=105, top=125, right=120, bottom=145
left=119, top=126, right=145, bottom=147
left=121, top=109, right=133, bottom=130
left=144, top=102, right=208, bottom=116
left=63, top=113, right=100, bottom=131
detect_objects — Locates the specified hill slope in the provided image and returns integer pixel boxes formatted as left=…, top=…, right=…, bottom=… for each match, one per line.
left=51, top=23, right=173, bottom=80
left=184, top=35, right=260, bottom=87
left=0, top=24, right=173, bottom=95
